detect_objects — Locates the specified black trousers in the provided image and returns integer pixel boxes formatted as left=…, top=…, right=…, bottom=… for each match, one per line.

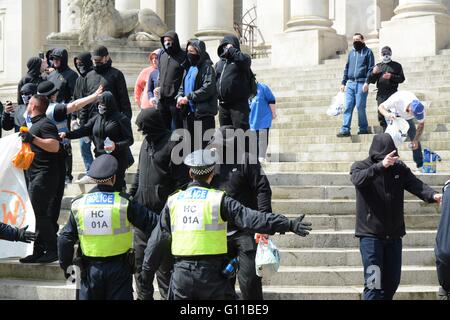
left=219, top=100, right=250, bottom=130
left=48, top=157, right=66, bottom=240
left=376, top=91, right=397, bottom=132
left=169, top=259, right=234, bottom=300
left=64, top=144, right=73, bottom=181
left=227, top=231, right=263, bottom=300
left=79, top=259, right=133, bottom=300
left=183, top=113, right=216, bottom=151
left=134, top=228, right=172, bottom=300
left=256, top=129, right=270, bottom=159
left=160, top=97, right=183, bottom=131
left=28, top=168, right=61, bottom=254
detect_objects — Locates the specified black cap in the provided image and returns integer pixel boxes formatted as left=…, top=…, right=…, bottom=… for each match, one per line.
left=87, top=154, right=118, bottom=183
left=92, top=45, right=109, bottom=59
left=37, top=81, right=58, bottom=97
left=184, top=149, right=217, bottom=175
left=381, top=46, right=392, bottom=55
left=20, top=83, right=38, bottom=95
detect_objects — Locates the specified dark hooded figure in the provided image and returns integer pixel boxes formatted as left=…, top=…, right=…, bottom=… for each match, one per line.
left=436, top=180, right=450, bottom=300
left=47, top=48, right=79, bottom=103
left=17, top=57, right=45, bottom=105
left=65, top=91, right=133, bottom=191
left=176, top=39, right=217, bottom=150
left=129, top=108, right=189, bottom=300
left=215, top=34, right=252, bottom=130
left=158, top=31, right=188, bottom=130
left=2, top=83, right=37, bottom=132
left=350, top=133, right=441, bottom=300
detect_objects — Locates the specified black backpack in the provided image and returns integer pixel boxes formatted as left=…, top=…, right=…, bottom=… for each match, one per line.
left=248, top=68, right=257, bottom=99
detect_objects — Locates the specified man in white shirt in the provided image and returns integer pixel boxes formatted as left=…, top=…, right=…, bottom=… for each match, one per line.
left=378, top=91, right=425, bottom=171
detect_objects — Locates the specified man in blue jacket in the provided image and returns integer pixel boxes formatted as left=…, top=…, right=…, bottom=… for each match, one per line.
left=338, top=33, right=375, bottom=137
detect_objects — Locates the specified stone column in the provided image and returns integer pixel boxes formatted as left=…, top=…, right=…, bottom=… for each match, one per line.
left=175, top=0, right=198, bottom=46
left=380, top=0, right=450, bottom=57
left=60, top=0, right=81, bottom=33
left=115, top=0, right=140, bottom=11
left=195, top=0, right=235, bottom=62
left=140, top=0, right=165, bottom=21
left=272, top=0, right=347, bottom=67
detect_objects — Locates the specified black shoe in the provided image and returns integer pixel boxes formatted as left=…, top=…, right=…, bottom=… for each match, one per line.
left=35, top=251, right=59, bottom=264
left=337, top=132, right=351, bottom=138
left=357, top=131, right=370, bottom=135
left=19, top=253, right=44, bottom=264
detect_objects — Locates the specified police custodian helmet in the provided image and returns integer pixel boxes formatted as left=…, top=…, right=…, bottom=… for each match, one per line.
left=184, top=149, right=217, bottom=175
left=87, top=154, right=118, bottom=183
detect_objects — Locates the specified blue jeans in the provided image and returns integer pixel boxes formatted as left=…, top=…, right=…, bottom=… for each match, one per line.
left=341, top=81, right=369, bottom=134
left=359, top=236, right=402, bottom=300
left=80, top=139, right=94, bottom=173
left=407, top=119, right=424, bottom=168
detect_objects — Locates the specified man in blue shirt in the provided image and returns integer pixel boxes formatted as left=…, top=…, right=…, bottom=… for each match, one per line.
left=338, top=33, right=375, bottom=137
left=249, top=82, right=277, bottom=161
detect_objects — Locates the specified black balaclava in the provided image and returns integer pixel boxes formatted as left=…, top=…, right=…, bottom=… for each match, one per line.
left=217, top=34, right=241, bottom=59
left=160, top=31, right=182, bottom=56
left=135, top=108, right=170, bottom=142
left=369, top=133, right=398, bottom=163
left=74, top=52, right=94, bottom=77
left=51, top=48, right=69, bottom=71
left=26, top=57, right=42, bottom=78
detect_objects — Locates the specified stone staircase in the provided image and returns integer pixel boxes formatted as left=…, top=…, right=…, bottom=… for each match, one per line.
left=2, top=47, right=450, bottom=300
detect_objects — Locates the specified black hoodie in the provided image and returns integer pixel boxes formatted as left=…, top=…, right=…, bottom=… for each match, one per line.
left=177, top=39, right=217, bottom=117
left=17, top=57, right=45, bottom=105
left=47, top=48, right=79, bottom=103
left=351, top=134, right=437, bottom=239
left=159, top=31, right=188, bottom=99
left=129, top=109, right=189, bottom=211
left=209, top=126, right=272, bottom=233
left=72, top=52, right=94, bottom=123
left=215, top=35, right=252, bottom=104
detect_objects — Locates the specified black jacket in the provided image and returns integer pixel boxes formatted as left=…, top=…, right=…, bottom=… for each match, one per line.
left=72, top=52, right=94, bottom=123
left=17, top=57, right=45, bottom=105
left=142, top=181, right=290, bottom=276
left=66, top=92, right=133, bottom=160
left=351, top=134, right=437, bottom=239
left=58, top=184, right=160, bottom=271
left=177, top=39, right=218, bottom=118
left=47, top=48, right=79, bottom=103
left=158, top=31, right=188, bottom=99
left=215, top=35, right=252, bottom=104
left=0, top=222, right=20, bottom=242
left=82, top=59, right=132, bottom=120
left=1, top=104, right=27, bottom=132
left=129, top=109, right=189, bottom=212
left=209, top=126, right=272, bottom=232
left=367, top=61, right=405, bottom=97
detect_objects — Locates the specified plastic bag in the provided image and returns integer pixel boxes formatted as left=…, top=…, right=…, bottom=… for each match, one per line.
left=12, top=128, right=35, bottom=170
left=255, top=238, right=280, bottom=278
left=326, top=91, right=345, bottom=116
left=385, top=118, right=410, bottom=148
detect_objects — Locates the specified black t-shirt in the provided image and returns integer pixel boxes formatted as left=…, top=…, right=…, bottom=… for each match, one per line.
left=27, top=114, right=60, bottom=176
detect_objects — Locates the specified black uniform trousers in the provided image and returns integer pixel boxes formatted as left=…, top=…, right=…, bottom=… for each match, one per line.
left=183, top=113, right=216, bottom=151
left=79, top=258, right=133, bottom=300
left=376, top=91, right=397, bottom=132
left=219, top=100, right=250, bottom=131
left=48, top=152, right=67, bottom=236
left=169, top=259, right=234, bottom=300
left=134, top=228, right=173, bottom=300
left=227, top=231, right=263, bottom=300
left=160, top=97, right=183, bottom=131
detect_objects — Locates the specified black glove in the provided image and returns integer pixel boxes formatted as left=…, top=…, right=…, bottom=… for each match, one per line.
left=289, top=214, right=312, bottom=237
left=16, top=225, right=36, bottom=243
left=19, top=131, right=34, bottom=144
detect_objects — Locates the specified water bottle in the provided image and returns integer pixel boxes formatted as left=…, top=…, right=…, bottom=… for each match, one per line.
left=104, top=137, right=113, bottom=154
left=222, top=258, right=239, bottom=279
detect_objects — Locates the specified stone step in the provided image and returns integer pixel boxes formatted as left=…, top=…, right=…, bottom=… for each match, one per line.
left=271, top=230, right=436, bottom=248
left=261, top=285, right=439, bottom=300
left=0, top=279, right=76, bottom=300
left=261, top=265, right=438, bottom=287
left=0, top=259, right=64, bottom=281
left=279, top=248, right=435, bottom=267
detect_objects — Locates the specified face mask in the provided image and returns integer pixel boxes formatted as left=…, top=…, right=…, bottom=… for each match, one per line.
left=77, top=65, right=86, bottom=75
left=382, top=55, right=392, bottom=63
left=98, top=104, right=107, bottom=115
left=21, top=95, right=31, bottom=105
left=164, top=42, right=172, bottom=50
left=188, top=53, right=200, bottom=65
left=353, top=41, right=365, bottom=51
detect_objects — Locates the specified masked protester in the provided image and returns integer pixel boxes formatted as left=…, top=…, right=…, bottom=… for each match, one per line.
left=17, top=57, right=46, bottom=105
left=63, top=91, right=134, bottom=192
left=47, top=48, right=79, bottom=104
left=129, top=108, right=189, bottom=300
left=338, top=33, right=375, bottom=137
left=351, top=133, right=442, bottom=300
left=2, top=83, right=37, bottom=133
left=176, top=39, right=217, bottom=151
left=367, top=46, right=406, bottom=131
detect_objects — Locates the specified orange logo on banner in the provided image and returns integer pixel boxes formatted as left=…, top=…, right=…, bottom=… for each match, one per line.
left=0, top=190, right=27, bottom=228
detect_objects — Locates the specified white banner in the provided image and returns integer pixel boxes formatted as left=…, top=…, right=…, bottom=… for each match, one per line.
left=0, top=134, right=35, bottom=258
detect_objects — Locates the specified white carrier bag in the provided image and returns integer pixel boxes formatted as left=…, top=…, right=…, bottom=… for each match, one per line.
left=255, top=238, right=280, bottom=278
left=385, top=118, right=410, bottom=148
left=326, top=91, right=345, bottom=116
